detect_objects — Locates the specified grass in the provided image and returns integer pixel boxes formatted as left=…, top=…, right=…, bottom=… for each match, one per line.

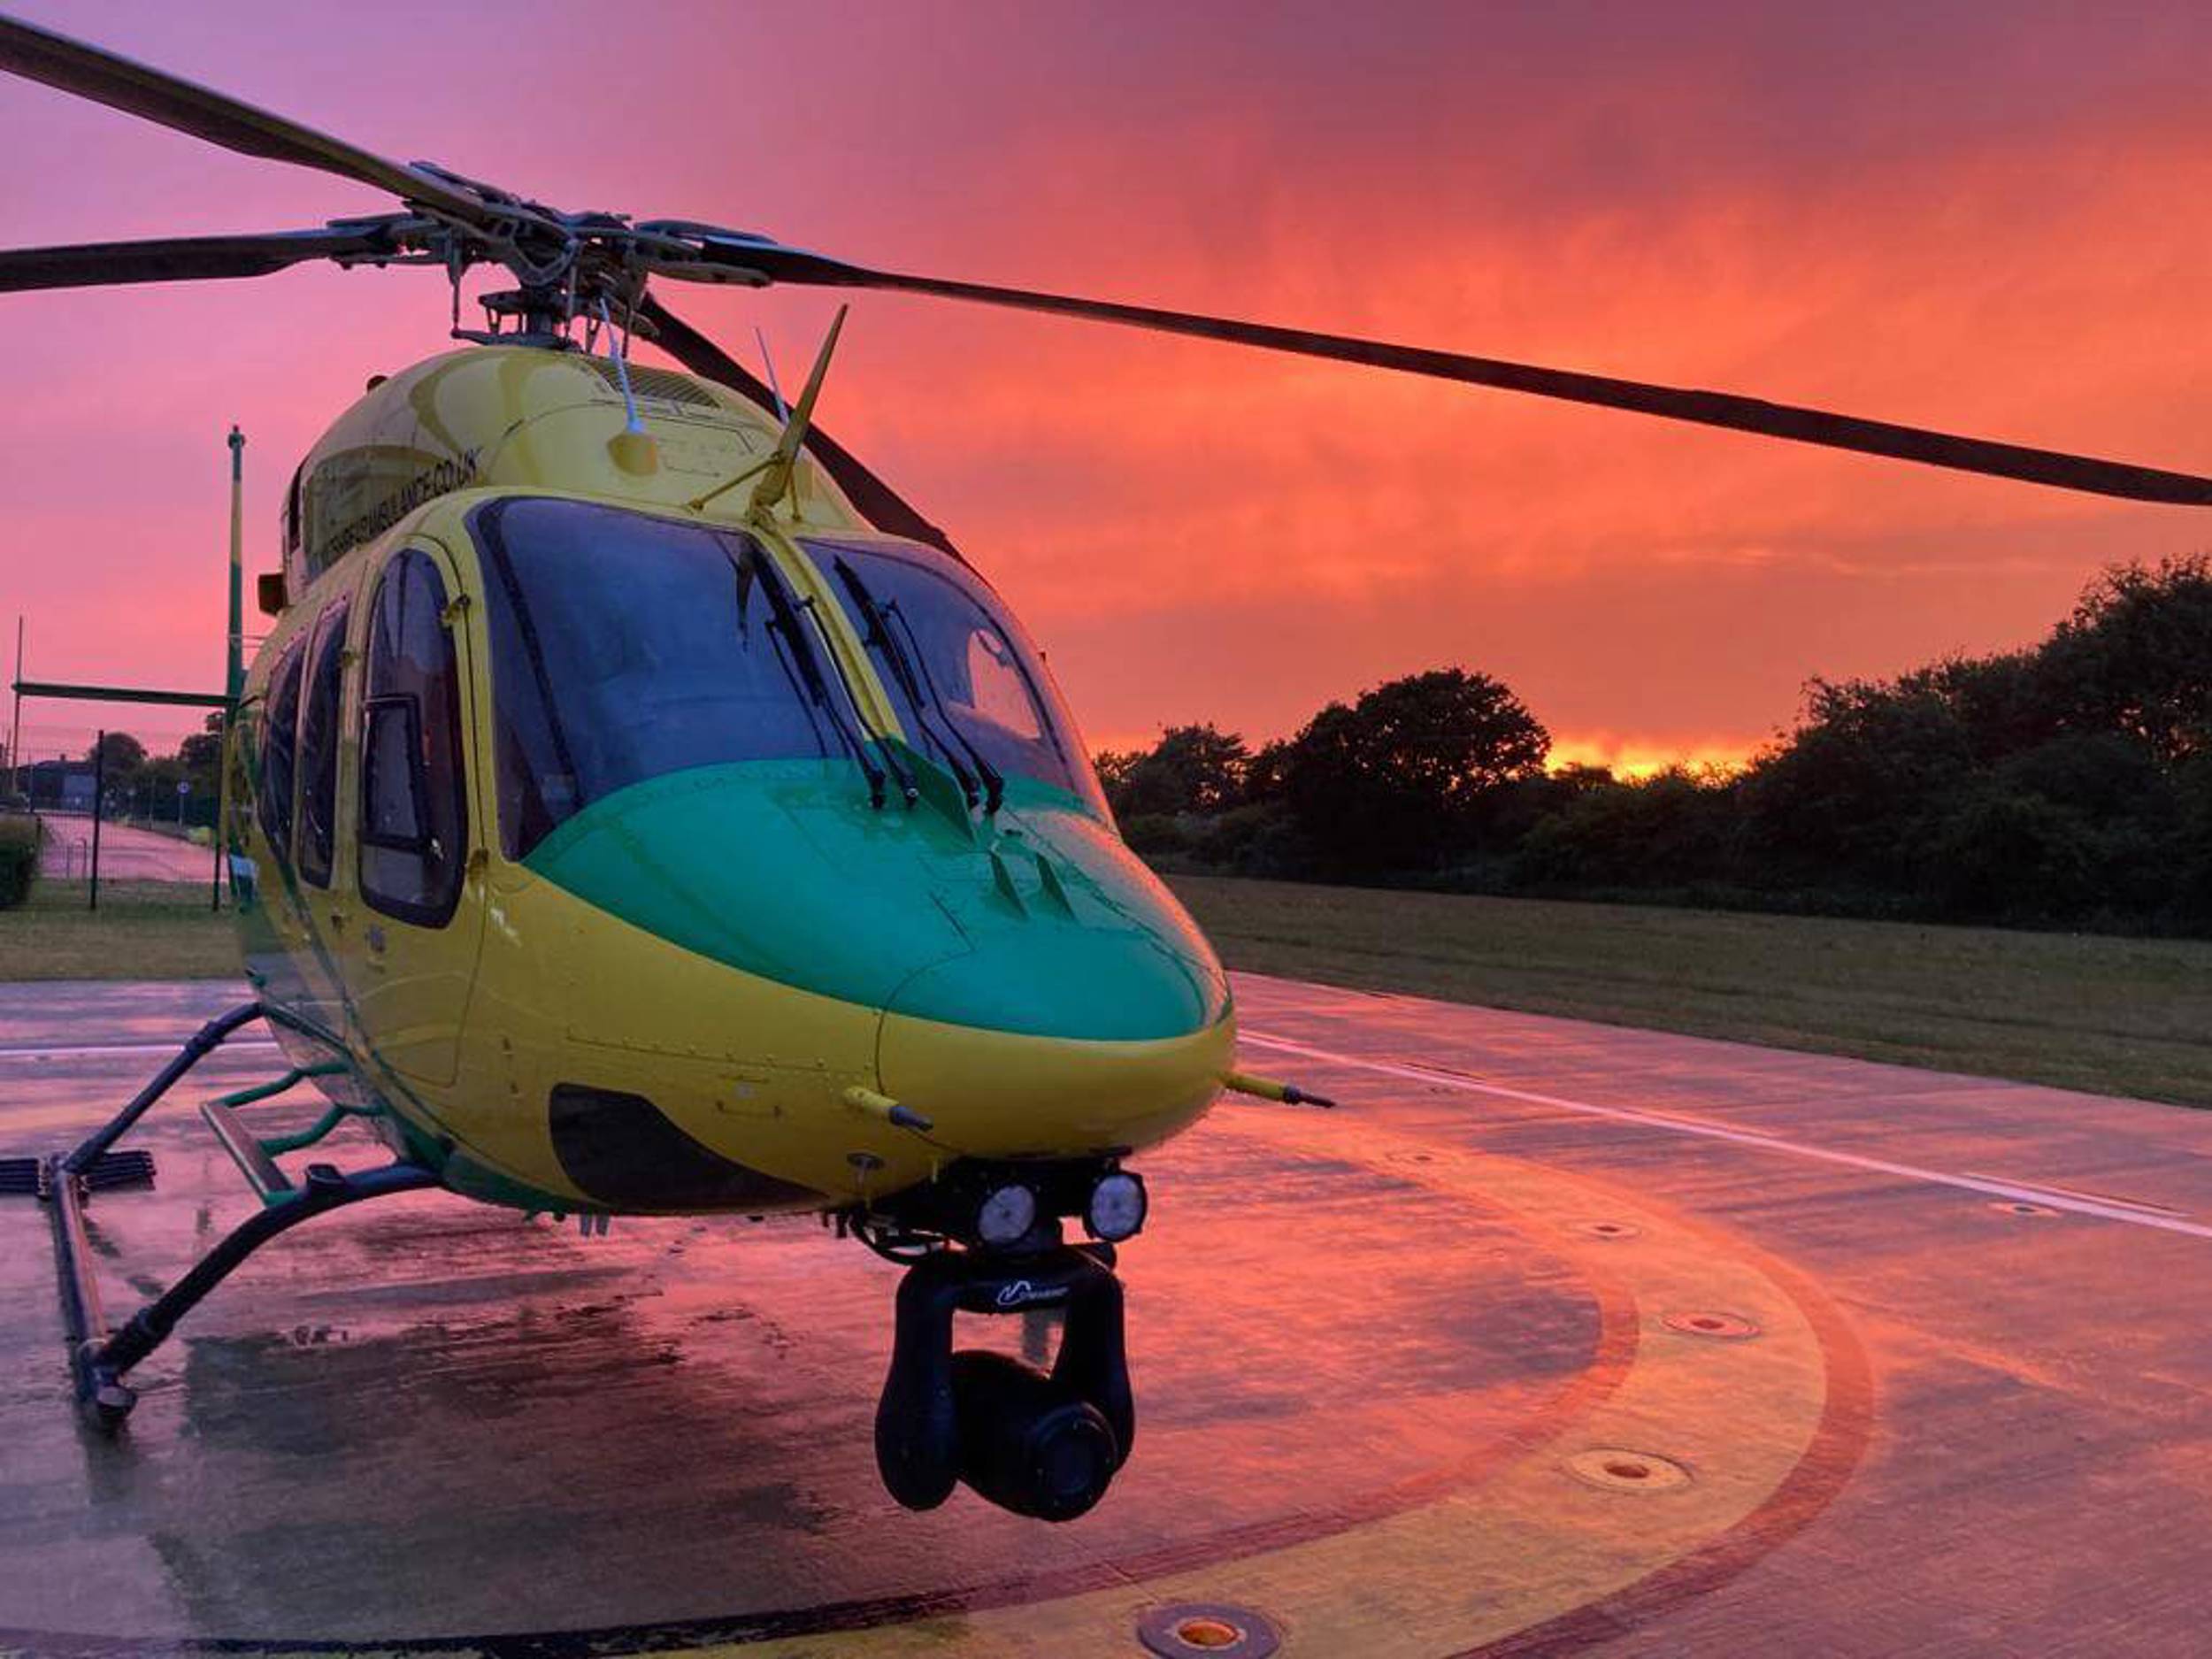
left=4, top=864, right=2205, bottom=1107
left=1167, top=874, right=2212, bottom=1108
left=0, top=879, right=241, bottom=981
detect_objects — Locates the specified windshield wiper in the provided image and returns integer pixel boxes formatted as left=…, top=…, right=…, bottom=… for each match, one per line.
left=733, top=541, right=894, bottom=810
left=833, top=557, right=983, bottom=810
left=795, top=588, right=921, bottom=808
left=883, top=596, right=1005, bottom=815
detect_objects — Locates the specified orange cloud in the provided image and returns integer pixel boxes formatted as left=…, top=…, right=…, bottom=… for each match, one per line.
left=5, top=3, right=2209, bottom=772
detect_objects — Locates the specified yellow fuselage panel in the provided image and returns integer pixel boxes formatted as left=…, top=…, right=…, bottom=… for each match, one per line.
left=286, top=345, right=859, bottom=591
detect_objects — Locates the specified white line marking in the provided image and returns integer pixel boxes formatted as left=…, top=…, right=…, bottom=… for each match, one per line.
left=0, top=1038, right=281, bottom=1061
left=1241, top=1030, right=2212, bottom=1242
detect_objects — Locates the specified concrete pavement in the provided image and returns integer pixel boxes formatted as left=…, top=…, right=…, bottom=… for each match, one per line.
left=0, top=972, right=2204, bottom=1655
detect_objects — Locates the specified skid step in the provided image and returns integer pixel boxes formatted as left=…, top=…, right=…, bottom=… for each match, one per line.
left=199, top=1100, right=294, bottom=1200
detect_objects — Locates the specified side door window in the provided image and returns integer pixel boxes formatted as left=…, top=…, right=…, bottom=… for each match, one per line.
left=256, top=641, right=306, bottom=870
left=295, top=598, right=351, bottom=887
left=359, top=549, right=469, bottom=925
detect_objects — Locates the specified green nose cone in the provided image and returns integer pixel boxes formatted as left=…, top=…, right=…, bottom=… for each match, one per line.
left=525, top=760, right=1227, bottom=1042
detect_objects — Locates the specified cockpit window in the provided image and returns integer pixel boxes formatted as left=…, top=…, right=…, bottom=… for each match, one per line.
left=803, top=537, right=1105, bottom=815
left=472, top=498, right=849, bottom=860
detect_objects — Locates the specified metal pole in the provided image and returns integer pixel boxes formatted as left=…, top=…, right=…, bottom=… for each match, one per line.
left=88, top=728, right=104, bottom=911
left=215, top=426, right=245, bottom=912
left=227, top=427, right=246, bottom=706
left=8, top=615, right=21, bottom=801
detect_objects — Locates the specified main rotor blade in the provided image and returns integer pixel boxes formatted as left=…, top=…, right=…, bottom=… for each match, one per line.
left=0, top=13, right=494, bottom=226
left=0, top=227, right=399, bottom=292
left=689, top=242, right=2212, bottom=509
left=635, top=289, right=963, bottom=558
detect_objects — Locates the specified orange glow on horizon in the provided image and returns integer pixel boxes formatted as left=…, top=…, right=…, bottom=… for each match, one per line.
left=1546, top=736, right=1753, bottom=782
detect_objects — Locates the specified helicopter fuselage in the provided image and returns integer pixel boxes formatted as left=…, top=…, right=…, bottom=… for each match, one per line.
left=227, top=344, right=1233, bottom=1223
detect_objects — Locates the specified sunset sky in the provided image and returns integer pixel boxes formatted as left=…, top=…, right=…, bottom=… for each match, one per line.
left=4, top=1, right=2210, bottom=773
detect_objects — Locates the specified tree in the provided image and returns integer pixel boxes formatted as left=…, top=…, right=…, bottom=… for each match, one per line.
left=1893, top=650, right=2059, bottom=763
left=88, top=731, right=147, bottom=774
left=1092, top=748, right=1142, bottom=810
left=1517, top=768, right=1738, bottom=889
left=1282, top=668, right=1549, bottom=872
left=1100, top=724, right=1250, bottom=818
left=1737, top=676, right=1974, bottom=882
left=178, top=710, right=225, bottom=777
left=2039, top=554, right=2212, bottom=762
left=1242, top=739, right=1294, bottom=806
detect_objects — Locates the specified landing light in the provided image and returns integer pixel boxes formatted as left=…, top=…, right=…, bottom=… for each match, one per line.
left=974, top=1181, right=1038, bottom=1248
left=1086, top=1171, right=1148, bottom=1242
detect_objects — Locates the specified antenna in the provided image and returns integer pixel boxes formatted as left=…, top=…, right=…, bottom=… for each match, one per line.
left=749, top=306, right=847, bottom=520
left=684, top=305, right=848, bottom=516
left=755, top=326, right=789, bottom=421
left=595, top=298, right=645, bottom=435
left=596, top=298, right=659, bottom=475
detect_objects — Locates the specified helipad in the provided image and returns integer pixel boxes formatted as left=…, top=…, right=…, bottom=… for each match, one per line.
left=1, top=972, right=2205, bottom=1655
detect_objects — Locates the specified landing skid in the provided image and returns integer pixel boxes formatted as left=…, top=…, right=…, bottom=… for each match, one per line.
left=0, top=1002, right=438, bottom=1429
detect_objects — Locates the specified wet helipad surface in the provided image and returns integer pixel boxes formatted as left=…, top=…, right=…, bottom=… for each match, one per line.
left=1, top=973, right=2208, bottom=1655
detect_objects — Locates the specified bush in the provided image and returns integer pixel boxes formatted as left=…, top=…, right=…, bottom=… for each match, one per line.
left=1117, top=813, right=1193, bottom=856
left=1912, top=784, right=2101, bottom=923
left=1516, top=770, right=1738, bottom=889
left=0, top=816, right=42, bottom=910
left=1189, top=801, right=1312, bottom=877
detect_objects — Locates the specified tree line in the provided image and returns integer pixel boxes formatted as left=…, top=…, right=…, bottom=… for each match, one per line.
left=1094, top=555, right=2212, bottom=935
left=11, top=718, right=225, bottom=829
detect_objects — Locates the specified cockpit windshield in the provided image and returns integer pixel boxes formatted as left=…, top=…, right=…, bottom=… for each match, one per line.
left=473, top=498, right=854, bottom=859
left=803, top=536, right=1106, bottom=816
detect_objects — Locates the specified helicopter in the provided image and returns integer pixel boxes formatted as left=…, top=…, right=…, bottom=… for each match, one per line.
left=4, top=12, right=2209, bottom=1527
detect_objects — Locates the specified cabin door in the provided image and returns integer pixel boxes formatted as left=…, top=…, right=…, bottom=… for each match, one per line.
left=336, top=539, right=487, bottom=1087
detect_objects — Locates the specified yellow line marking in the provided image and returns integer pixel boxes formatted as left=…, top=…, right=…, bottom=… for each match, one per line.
left=718, top=1110, right=1845, bottom=1657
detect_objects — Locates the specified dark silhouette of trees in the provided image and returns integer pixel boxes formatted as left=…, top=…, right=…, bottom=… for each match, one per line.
left=1099, top=724, right=1250, bottom=819
left=88, top=732, right=147, bottom=776
left=2040, top=554, right=2212, bottom=762
left=1092, top=555, right=2212, bottom=935
left=1518, top=768, right=1737, bottom=889
left=1282, top=669, right=1549, bottom=873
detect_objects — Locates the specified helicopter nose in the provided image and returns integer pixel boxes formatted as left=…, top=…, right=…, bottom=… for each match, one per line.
left=876, top=925, right=1235, bottom=1158
left=887, top=924, right=1218, bottom=1043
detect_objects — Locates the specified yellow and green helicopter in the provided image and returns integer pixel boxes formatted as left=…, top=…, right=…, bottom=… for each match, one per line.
left=4, top=12, right=2208, bottom=1523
